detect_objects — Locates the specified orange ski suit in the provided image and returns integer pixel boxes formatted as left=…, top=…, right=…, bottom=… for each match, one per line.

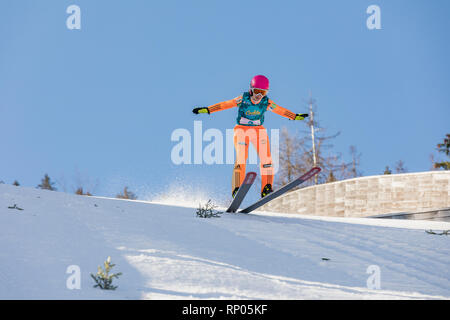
left=206, top=95, right=297, bottom=195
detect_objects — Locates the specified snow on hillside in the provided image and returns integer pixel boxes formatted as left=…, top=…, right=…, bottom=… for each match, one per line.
left=0, top=184, right=449, bottom=300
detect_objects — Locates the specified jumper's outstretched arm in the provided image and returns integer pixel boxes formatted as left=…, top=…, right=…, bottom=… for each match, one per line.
left=192, top=97, right=240, bottom=114
left=207, top=96, right=240, bottom=114
left=268, top=100, right=308, bottom=120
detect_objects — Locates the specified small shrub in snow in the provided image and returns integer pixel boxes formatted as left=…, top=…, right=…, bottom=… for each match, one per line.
left=196, top=200, right=222, bottom=218
left=90, top=256, right=122, bottom=290
left=7, top=204, right=24, bottom=211
left=425, top=230, right=449, bottom=236
left=75, top=187, right=92, bottom=196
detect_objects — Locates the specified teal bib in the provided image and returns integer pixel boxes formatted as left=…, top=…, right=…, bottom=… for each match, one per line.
left=236, top=92, right=269, bottom=126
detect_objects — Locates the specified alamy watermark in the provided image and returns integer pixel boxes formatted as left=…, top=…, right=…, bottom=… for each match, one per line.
left=170, top=121, right=280, bottom=173
left=66, top=265, right=81, bottom=290
left=367, top=5, right=381, bottom=30
left=66, top=5, right=81, bottom=30
left=366, top=265, right=381, bottom=290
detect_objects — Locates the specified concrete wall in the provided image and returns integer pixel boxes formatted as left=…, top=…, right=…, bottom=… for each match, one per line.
left=260, top=171, right=450, bottom=218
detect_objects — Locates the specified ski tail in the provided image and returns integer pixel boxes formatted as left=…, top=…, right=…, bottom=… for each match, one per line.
left=226, top=172, right=257, bottom=213
left=239, top=167, right=321, bottom=214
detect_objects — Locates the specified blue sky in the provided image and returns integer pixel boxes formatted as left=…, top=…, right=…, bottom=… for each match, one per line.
left=0, top=0, right=449, bottom=203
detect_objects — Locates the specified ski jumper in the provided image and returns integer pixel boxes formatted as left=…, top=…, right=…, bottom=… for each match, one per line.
left=206, top=92, right=298, bottom=195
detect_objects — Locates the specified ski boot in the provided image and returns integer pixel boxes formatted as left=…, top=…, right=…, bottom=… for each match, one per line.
left=232, top=187, right=239, bottom=198
left=261, top=184, right=273, bottom=198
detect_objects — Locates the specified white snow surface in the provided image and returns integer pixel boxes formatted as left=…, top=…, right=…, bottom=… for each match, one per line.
left=0, top=184, right=449, bottom=300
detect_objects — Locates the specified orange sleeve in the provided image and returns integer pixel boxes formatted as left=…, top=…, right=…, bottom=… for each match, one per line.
left=267, top=99, right=296, bottom=120
left=207, top=96, right=241, bottom=114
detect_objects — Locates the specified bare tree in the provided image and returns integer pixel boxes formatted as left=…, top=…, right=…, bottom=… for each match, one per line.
left=348, top=146, right=362, bottom=178
left=333, top=146, right=362, bottom=180
left=307, top=93, right=318, bottom=173
left=72, top=167, right=98, bottom=196
left=276, top=93, right=362, bottom=188
left=395, top=160, right=407, bottom=173
left=116, top=187, right=137, bottom=200
left=276, top=127, right=307, bottom=187
left=301, top=93, right=352, bottom=183
left=429, top=154, right=437, bottom=170
left=75, top=187, right=92, bottom=196
left=301, top=94, right=341, bottom=184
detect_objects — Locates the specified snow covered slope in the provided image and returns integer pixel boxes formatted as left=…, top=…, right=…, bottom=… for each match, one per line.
left=0, top=184, right=449, bottom=300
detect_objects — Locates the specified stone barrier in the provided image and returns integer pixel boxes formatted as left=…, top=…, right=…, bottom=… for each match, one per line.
left=260, top=171, right=450, bottom=218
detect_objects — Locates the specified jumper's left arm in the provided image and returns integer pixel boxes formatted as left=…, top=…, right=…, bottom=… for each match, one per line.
left=267, top=99, right=298, bottom=120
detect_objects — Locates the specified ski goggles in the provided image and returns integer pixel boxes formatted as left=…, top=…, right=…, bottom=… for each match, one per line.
left=251, top=88, right=268, bottom=97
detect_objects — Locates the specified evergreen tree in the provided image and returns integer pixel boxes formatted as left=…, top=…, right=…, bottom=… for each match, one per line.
left=434, top=134, right=450, bottom=170
left=196, top=200, right=222, bottom=218
left=90, top=256, right=122, bottom=290
left=383, top=166, right=392, bottom=175
left=327, top=171, right=337, bottom=183
left=37, top=174, right=57, bottom=191
left=12, top=180, right=20, bottom=186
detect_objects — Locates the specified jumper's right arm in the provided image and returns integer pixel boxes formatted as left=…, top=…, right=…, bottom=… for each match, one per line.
left=193, top=96, right=241, bottom=114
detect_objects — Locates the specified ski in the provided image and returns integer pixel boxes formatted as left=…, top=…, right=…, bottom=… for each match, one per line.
left=226, top=172, right=257, bottom=213
left=239, top=167, right=321, bottom=214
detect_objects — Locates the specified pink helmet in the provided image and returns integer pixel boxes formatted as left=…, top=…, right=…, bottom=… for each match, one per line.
left=250, top=75, right=269, bottom=90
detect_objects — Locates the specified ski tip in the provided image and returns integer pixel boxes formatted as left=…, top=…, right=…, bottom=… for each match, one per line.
left=243, top=172, right=257, bottom=184
left=298, top=167, right=321, bottom=181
